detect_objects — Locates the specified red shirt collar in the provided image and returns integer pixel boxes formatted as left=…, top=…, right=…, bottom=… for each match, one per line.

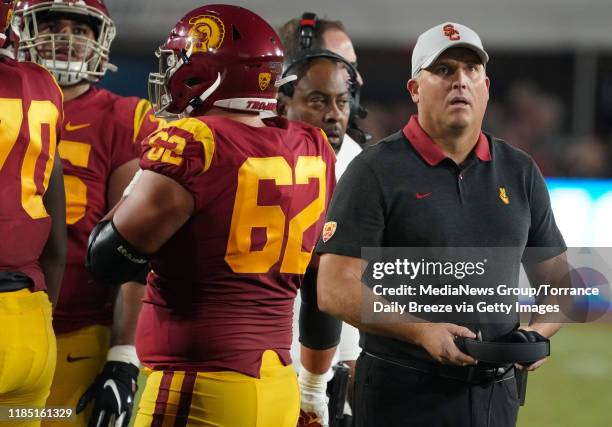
left=402, top=115, right=491, bottom=166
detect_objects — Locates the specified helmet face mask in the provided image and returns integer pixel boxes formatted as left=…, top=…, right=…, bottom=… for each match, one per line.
left=148, top=4, right=285, bottom=117
left=148, top=45, right=191, bottom=118
left=15, top=0, right=116, bottom=86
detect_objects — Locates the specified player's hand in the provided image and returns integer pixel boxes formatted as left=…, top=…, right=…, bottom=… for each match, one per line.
left=298, top=367, right=329, bottom=427
left=76, top=361, right=139, bottom=427
left=414, top=323, right=478, bottom=366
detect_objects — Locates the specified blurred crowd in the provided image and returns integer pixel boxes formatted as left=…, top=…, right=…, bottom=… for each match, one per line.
left=359, top=80, right=612, bottom=178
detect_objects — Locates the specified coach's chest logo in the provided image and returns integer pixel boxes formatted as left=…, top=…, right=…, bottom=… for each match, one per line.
left=499, top=187, right=509, bottom=205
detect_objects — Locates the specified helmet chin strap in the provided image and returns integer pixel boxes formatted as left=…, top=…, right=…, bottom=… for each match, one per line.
left=184, top=72, right=222, bottom=114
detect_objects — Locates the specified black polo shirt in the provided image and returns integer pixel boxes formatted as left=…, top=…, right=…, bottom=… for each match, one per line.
left=316, top=115, right=566, bottom=362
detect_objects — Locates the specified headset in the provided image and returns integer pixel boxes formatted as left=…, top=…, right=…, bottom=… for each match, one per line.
left=279, top=12, right=370, bottom=144
left=454, top=328, right=550, bottom=365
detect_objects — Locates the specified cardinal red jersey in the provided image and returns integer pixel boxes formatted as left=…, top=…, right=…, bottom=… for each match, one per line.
left=0, top=57, right=63, bottom=292
left=53, top=86, right=162, bottom=334
left=137, top=116, right=336, bottom=378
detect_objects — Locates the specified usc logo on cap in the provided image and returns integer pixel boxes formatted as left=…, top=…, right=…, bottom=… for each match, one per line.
left=188, top=15, right=225, bottom=53
left=443, top=24, right=460, bottom=41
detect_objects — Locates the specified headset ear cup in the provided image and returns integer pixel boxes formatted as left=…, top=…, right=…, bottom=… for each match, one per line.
left=506, top=329, right=530, bottom=343
left=524, top=330, right=547, bottom=343
left=278, top=82, right=294, bottom=97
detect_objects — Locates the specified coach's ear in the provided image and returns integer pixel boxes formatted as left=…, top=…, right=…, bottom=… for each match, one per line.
left=407, top=78, right=420, bottom=104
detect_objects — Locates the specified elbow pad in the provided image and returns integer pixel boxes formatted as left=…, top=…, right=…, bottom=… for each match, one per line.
left=86, top=220, right=149, bottom=286
left=299, top=267, right=343, bottom=350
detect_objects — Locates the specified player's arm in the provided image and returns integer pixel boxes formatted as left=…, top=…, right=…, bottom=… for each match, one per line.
left=298, top=255, right=341, bottom=427
left=81, top=170, right=193, bottom=427
left=107, top=158, right=140, bottom=209
left=40, top=154, right=67, bottom=308
left=79, top=158, right=145, bottom=426
left=87, top=170, right=194, bottom=286
left=76, top=280, right=144, bottom=427
left=105, top=157, right=144, bottom=351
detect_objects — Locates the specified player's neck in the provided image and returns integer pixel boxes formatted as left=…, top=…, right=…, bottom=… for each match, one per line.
left=204, top=107, right=266, bottom=127
left=61, top=82, right=91, bottom=102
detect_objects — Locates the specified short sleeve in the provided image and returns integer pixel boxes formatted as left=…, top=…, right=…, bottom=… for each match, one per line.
left=522, top=159, right=566, bottom=263
left=110, top=98, right=150, bottom=171
left=139, top=118, right=215, bottom=211
left=316, top=156, right=385, bottom=258
left=132, top=99, right=166, bottom=143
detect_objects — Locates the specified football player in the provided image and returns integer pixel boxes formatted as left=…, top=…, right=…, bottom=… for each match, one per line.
left=0, top=0, right=66, bottom=421
left=87, top=4, right=338, bottom=427
left=14, top=1, right=162, bottom=425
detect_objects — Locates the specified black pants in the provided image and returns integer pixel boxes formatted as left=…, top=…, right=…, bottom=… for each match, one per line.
left=354, top=353, right=520, bottom=427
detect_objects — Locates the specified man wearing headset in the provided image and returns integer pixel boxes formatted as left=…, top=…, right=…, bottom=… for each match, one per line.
left=279, top=14, right=368, bottom=173
left=278, top=14, right=365, bottom=427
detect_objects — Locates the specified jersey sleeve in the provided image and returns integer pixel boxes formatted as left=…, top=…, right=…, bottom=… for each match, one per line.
left=132, top=99, right=166, bottom=143
left=316, top=155, right=385, bottom=259
left=139, top=117, right=215, bottom=211
left=110, top=98, right=163, bottom=172
left=522, top=159, right=567, bottom=263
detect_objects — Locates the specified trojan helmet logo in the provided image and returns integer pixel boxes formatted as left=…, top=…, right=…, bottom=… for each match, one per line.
left=258, top=72, right=271, bottom=91
left=443, top=24, right=460, bottom=41
left=188, top=15, right=225, bottom=53
left=499, top=187, right=509, bottom=205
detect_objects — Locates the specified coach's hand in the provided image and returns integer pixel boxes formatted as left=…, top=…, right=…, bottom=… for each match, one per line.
left=415, top=323, right=478, bottom=366
left=76, top=361, right=139, bottom=427
left=298, top=366, right=329, bottom=427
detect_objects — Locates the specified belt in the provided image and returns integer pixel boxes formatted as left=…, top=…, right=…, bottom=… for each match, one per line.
left=364, top=352, right=514, bottom=385
left=0, top=271, right=32, bottom=292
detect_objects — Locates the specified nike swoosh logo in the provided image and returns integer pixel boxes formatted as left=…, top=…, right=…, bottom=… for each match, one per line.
left=65, top=122, right=91, bottom=132
left=415, top=192, right=432, bottom=199
left=66, top=354, right=93, bottom=363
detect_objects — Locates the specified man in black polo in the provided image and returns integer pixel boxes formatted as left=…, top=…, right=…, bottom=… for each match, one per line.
left=316, top=22, right=567, bottom=427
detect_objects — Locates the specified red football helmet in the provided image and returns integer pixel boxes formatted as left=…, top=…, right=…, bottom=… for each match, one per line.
left=148, top=4, right=286, bottom=116
left=14, top=0, right=116, bottom=85
left=0, top=0, right=16, bottom=48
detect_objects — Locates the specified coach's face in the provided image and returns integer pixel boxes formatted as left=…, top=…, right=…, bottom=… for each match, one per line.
left=278, top=58, right=351, bottom=152
left=408, top=47, right=489, bottom=134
